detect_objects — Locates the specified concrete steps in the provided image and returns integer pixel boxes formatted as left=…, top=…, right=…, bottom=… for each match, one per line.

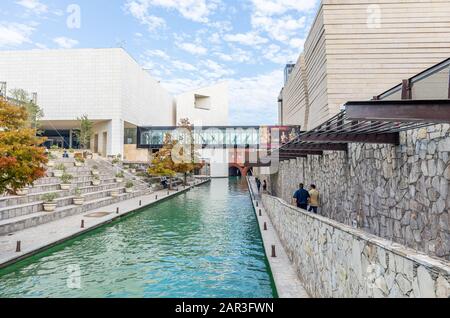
left=0, top=157, right=153, bottom=236
left=0, top=188, right=151, bottom=235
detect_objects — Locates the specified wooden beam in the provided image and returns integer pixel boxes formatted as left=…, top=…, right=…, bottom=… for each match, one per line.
left=283, top=143, right=348, bottom=152
left=300, top=132, right=400, bottom=145
left=401, top=79, right=412, bottom=100
left=345, top=100, right=450, bottom=124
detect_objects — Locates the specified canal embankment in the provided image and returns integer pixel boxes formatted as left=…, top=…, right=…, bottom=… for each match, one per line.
left=0, top=179, right=210, bottom=269
left=247, top=177, right=309, bottom=298
left=261, top=193, right=450, bottom=298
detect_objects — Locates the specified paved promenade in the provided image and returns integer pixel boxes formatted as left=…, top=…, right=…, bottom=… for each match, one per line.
left=0, top=180, right=210, bottom=269
left=247, top=177, right=309, bottom=298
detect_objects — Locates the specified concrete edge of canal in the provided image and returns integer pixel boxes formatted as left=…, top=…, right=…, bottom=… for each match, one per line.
left=0, top=178, right=211, bottom=270
left=246, top=177, right=310, bottom=298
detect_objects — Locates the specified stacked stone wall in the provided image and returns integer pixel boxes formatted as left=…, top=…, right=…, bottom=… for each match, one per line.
left=262, top=194, right=450, bottom=298
left=265, top=125, right=449, bottom=259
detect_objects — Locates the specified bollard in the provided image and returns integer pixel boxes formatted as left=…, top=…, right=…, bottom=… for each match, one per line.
left=16, top=241, right=21, bottom=253
left=155, top=195, right=158, bottom=200
left=139, top=200, right=142, bottom=206
left=81, top=220, right=85, bottom=228
left=167, top=190, right=170, bottom=195
left=256, top=201, right=258, bottom=207
left=271, top=245, right=276, bottom=258
left=259, top=209, right=262, bottom=217
left=264, top=222, right=267, bottom=231
left=116, top=207, right=119, bottom=214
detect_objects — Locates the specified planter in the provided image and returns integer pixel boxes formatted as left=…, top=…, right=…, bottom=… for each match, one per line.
left=91, top=170, right=100, bottom=176
left=43, top=203, right=57, bottom=212
left=115, top=178, right=124, bottom=183
left=125, top=187, right=134, bottom=193
left=73, top=197, right=84, bottom=205
left=53, top=170, right=64, bottom=177
left=92, top=180, right=101, bottom=186
left=110, top=190, right=120, bottom=198
left=16, top=188, right=29, bottom=196
left=60, top=183, right=71, bottom=190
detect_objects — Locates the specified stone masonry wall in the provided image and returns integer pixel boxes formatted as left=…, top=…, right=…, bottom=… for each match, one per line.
left=265, top=125, right=449, bottom=260
left=262, top=194, right=450, bottom=298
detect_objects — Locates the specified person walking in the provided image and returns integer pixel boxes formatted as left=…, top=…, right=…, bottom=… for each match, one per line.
left=293, top=183, right=310, bottom=210
left=256, top=178, right=262, bottom=192
left=308, top=184, right=320, bottom=214
left=263, top=180, right=267, bottom=192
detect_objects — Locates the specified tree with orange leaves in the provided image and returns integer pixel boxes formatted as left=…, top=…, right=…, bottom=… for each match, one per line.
left=148, top=119, right=204, bottom=187
left=0, top=97, right=48, bottom=194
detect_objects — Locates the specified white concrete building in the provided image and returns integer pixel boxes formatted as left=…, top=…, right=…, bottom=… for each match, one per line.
left=176, top=83, right=229, bottom=177
left=0, top=48, right=229, bottom=177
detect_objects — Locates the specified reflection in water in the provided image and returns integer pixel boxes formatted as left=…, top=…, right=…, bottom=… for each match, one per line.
left=0, top=178, right=276, bottom=298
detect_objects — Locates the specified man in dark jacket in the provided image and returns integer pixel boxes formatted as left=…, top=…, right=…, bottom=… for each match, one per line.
left=293, top=183, right=310, bottom=210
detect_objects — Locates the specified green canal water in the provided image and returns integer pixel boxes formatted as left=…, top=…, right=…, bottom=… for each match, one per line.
left=0, top=178, right=277, bottom=298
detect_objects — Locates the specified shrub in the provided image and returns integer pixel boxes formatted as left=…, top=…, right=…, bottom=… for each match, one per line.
left=43, top=192, right=57, bottom=203
left=60, top=173, right=73, bottom=184
left=74, top=187, right=82, bottom=197
left=50, top=145, right=59, bottom=150
left=125, top=181, right=134, bottom=188
left=116, top=172, right=124, bottom=178
left=54, top=163, right=66, bottom=171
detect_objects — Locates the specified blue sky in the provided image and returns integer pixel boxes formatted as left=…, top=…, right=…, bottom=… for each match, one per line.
left=0, top=0, right=320, bottom=125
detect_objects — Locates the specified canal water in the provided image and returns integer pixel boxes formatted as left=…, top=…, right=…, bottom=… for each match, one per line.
left=0, top=178, right=277, bottom=298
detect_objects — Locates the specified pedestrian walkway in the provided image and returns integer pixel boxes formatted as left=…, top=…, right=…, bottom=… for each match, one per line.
left=0, top=179, right=210, bottom=269
left=247, top=177, right=309, bottom=298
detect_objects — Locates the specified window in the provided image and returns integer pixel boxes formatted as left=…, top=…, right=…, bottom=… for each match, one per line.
left=194, top=94, right=211, bottom=110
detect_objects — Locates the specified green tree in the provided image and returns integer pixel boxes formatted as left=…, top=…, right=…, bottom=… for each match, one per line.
left=75, top=114, right=93, bottom=150
left=0, top=97, right=48, bottom=194
left=9, top=88, right=44, bottom=133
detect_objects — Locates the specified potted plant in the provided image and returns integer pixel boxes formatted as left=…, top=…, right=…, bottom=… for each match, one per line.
left=129, top=164, right=137, bottom=174
left=16, top=187, right=29, bottom=196
left=115, top=172, right=124, bottom=183
left=53, top=163, right=66, bottom=177
left=110, top=189, right=120, bottom=198
left=92, top=175, right=101, bottom=186
left=74, top=157, right=85, bottom=167
left=43, top=193, right=58, bottom=212
left=73, top=188, right=84, bottom=205
left=91, top=165, right=99, bottom=176
left=125, top=181, right=134, bottom=193
left=60, top=173, right=73, bottom=190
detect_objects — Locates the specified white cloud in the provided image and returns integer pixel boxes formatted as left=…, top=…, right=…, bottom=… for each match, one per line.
left=200, top=59, right=234, bottom=78
left=289, top=38, right=305, bottom=50
left=16, top=0, right=48, bottom=14
left=53, top=37, right=79, bottom=49
left=252, top=14, right=306, bottom=42
left=0, top=22, right=34, bottom=47
left=125, top=0, right=220, bottom=25
left=146, top=49, right=170, bottom=60
left=125, top=1, right=166, bottom=31
left=251, top=0, right=317, bottom=16
left=250, top=0, right=317, bottom=42
left=224, top=32, right=268, bottom=46
left=172, top=60, right=197, bottom=72
left=215, top=48, right=252, bottom=63
left=177, top=42, right=207, bottom=55
left=228, top=69, right=283, bottom=125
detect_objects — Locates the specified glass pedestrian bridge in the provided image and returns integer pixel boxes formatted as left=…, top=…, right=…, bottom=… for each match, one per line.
left=136, top=126, right=301, bottom=149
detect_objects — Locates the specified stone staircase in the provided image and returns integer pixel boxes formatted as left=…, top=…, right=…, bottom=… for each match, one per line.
left=0, top=157, right=152, bottom=236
